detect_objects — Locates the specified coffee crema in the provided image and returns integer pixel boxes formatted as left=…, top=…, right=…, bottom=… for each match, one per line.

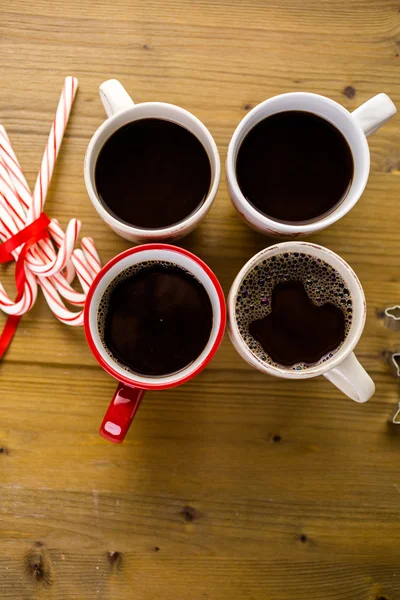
left=98, top=262, right=213, bottom=377
left=236, top=110, right=354, bottom=222
left=235, top=253, right=353, bottom=370
left=95, top=118, right=212, bottom=229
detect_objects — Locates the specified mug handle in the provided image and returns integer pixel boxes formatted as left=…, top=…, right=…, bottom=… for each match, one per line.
left=99, top=79, right=135, bottom=118
left=323, top=352, right=375, bottom=403
left=100, top=383, right=145, bottom=443
left=352, top=93, right=396, bottom=137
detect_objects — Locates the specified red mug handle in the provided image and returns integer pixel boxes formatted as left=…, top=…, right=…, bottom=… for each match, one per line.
left=100, top=383, right=145, bottom=443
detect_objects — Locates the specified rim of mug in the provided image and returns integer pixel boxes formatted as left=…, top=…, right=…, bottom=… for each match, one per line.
left=226, top=92, right=371, bottom=235
left=228, top=241, right=366, bottom=379
left=84, top=243, right=226, bottom=389
left=84, top=102, right=221, bottom=239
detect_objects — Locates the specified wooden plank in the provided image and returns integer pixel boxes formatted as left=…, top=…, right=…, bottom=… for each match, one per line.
left=1, top=0, right=400, bottom=598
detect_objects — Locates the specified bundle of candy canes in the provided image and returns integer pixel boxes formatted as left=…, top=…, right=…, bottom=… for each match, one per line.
left=0, top=76, right=101, bottom=358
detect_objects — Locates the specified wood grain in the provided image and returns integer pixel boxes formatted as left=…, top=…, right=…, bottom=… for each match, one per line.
left=1, top=0, right=400, bottom=598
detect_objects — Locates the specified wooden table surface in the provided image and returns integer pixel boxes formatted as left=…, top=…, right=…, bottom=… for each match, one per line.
left=1, top=1, right=400, bottom=598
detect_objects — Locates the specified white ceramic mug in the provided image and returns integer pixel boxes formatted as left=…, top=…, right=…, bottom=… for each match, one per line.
left=84, top=79, right=220, bottom=243
left=226, top=92, right=396, bottom=237
left=228, top=241, right=375, bottom=403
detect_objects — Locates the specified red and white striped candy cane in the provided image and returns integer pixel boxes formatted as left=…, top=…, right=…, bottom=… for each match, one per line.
left=0, top=76, right=102, bottom=328
left=28, top=76, right=78, bottom=223
left=0, top=125, right=31, bottom=210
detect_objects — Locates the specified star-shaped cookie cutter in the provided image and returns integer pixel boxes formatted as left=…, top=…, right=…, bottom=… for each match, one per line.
left=384, top=306, right=400, bottom=423
left=393, top=402, right=400, bottom=424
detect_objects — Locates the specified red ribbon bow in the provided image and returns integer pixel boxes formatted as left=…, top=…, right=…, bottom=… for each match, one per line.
left=0, top=212, right=51, bottom=360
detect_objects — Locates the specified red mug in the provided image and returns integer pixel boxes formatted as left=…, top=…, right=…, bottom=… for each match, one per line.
left=84, top=244, right=226, bottom=443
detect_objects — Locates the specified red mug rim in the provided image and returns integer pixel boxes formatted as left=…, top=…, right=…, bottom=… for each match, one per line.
left=84, top=243, right=226, bottom=390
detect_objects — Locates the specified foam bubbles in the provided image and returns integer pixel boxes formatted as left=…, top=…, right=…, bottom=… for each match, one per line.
left=235, top=252, right=353, bottom=370
left=97, top=260, right=191, bottom=375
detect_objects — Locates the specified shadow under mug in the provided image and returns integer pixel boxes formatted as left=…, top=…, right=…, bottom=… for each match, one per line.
left=84, top=244, right=226, bottom=443
left=226, top=92, right=396, bottom=237
left=84, top=79, right=220, bottom=244
left=228, top=241, right=375, bottom=403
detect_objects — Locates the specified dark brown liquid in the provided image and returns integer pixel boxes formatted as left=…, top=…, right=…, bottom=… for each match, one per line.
left=95, top=119, right=211, bottom=229
left=249, top=280, right=346, bottom=366
left=103, top=264, right=213, bottom=376
left=236, top=111, right=354, bottom=222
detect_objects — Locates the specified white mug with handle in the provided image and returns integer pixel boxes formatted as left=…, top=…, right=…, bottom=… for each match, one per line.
left=84, top=79, right=220, bottom=243
left=226, top=92, right=396, bottom=237
left=228, top=241, right=375, bottom=403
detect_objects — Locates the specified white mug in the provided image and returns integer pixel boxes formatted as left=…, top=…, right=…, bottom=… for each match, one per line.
left=228, top=241, right=375, bottom=403
left=226, top=92, right=396, bottom=237
left=84, top=79, right=220, bottom=243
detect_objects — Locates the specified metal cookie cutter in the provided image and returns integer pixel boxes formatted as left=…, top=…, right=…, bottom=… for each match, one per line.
left=384, top=306, right=400, bottom=423
left=393, top=402, right=400, bottom=424
left=384, top=305, right=400, bottom=332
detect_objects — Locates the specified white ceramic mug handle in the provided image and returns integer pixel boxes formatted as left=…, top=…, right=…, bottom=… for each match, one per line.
left=323, top=352, right=375, bottom=403
left=99, top=79, right=135, bottom=118
left=352, top=93, right=396, bottom=137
